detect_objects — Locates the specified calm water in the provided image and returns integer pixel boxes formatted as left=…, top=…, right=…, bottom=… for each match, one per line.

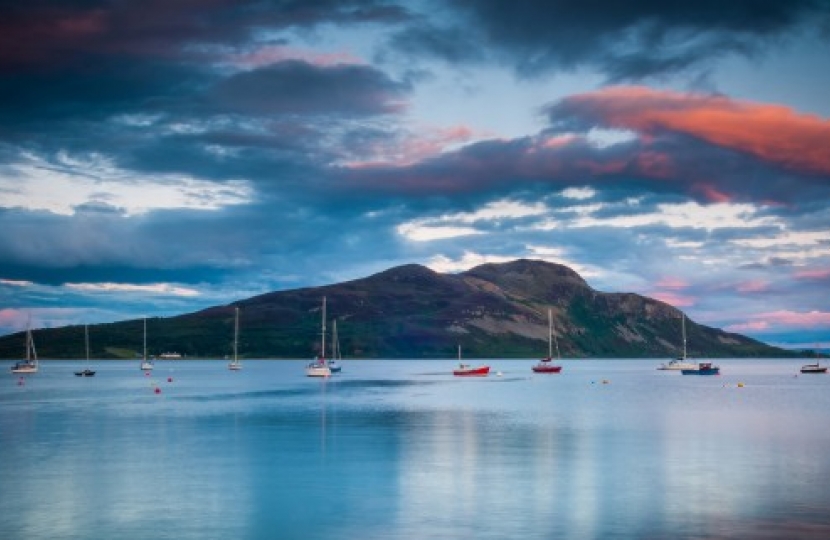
left=2, top=359, right=830, bottom=539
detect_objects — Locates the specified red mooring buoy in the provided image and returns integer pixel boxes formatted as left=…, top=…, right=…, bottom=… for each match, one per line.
left=154, top=386, right=161, bottom=394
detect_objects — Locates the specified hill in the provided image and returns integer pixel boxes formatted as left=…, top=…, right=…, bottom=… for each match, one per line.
left=0, top=259, right=792, bottom=359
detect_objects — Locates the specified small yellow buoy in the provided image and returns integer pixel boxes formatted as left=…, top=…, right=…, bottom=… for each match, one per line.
left=737, top=382, right=744, bottom=388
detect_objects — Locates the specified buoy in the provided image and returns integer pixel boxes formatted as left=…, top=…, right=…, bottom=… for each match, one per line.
left=602, top=379, right=610, bottom=384
left=154, top=387, right=161, bottom=394
left=145, top=371, right=150, bottom=376
left=737, top=382, right=745, bottom=388
left=167, top=377, right=173, bottom=383
left=497, top=371, right=503, bottom=377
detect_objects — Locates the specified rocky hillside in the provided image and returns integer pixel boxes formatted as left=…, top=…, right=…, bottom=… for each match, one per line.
left=0, top=259, right=791, bottom=359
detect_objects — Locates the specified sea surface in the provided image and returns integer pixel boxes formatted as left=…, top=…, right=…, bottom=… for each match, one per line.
left=2, top=358, right=830, bottom=539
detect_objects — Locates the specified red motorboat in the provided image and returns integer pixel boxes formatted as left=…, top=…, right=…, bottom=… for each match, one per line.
left=453, top=363, right=491, bottom=376
left=452, top=345, right=490, bottom=376
left=532, top=309, right=562, bottom=373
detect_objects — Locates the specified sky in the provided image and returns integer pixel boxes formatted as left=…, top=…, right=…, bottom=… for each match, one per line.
left=1, top=0, right=830, bottom=349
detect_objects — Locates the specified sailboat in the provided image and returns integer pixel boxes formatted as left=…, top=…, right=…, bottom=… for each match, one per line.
left=800, top=344, right=827, bottom=373
left=657, top=314, right=698, bottom=371
left=228, top=307, right=242, bottom=371
left=306, top=297, right=332, bottom=377
left=532, top=309, right=563, bottom=373
left=327, top=319, right=342, bottom=373
left=453, top=344, right=490, bottom=376
left=140, top=318, right=154, bottom=371
left=11, top=319, right=38, bottom=374
left=74, top=324, right=96, bottom=377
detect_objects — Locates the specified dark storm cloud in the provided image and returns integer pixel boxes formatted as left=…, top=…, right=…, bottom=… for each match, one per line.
left=0, top=0, right=409, bottom=71
left=393, top=0, right=830, bottom=79
left=211, top=60, right=410, bottom=116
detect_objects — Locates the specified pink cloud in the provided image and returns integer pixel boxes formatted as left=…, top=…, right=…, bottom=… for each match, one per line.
left=725, top=321, right=770, bottom=332
left=559, top=86, right=830, bottom=176
left=756, top=310, right=830, bottom=327
left=692, top=183, right=732, bottom=203
left=735, top=280, right=769, bottom=293
left=649, top=291, right=695, bottom=307
left=345, top=124, right=483, bottom=168
left=654, top=277, right=688, bottom=290
left=795, top=268, right=830, bottom=280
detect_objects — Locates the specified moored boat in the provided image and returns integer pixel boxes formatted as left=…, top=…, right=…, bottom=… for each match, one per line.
left=453, top=345, right=489, bottom=376
left=74, top=325, right=96, bottom=377
left=681, top=362, right=720, bottom=375
left=139, top=318, right=154, bottom=371
left=658, top=314, right=697, bottom=370
left=228, top=307, right=242, bottom=371
left=800, top=362, right=827, bottom=374
left=327, top=319, right=342, bottom=373
left=532, top=309, right=562, bottom=373
left=306, top=297, right=332, bottom=377
left=11, top=319, right=38, bottom=374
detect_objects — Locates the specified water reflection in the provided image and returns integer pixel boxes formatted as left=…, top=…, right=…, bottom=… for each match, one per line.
left=3, top=360, right=830, bottom=538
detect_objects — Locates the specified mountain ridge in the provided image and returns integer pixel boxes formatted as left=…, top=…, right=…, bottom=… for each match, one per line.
left=0, top=259, right=794, bottom=359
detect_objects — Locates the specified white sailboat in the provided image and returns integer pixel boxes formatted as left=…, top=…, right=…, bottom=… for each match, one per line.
left=228, top=307, right=242, bottom=371
left=657, top=314, right=697, bottom=371
left=74, top=324, right=96, bottom=377
left=11, top=319, right=38, bottom=374
left=140, top=318, right=154, bottom=371
left=306, top=296, right=331, bottom=377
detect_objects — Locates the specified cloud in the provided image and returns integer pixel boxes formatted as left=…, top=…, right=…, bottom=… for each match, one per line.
left=0, top=1, right=410, bottom=70
left=547, top=86, right=830, bottom=176
left=392, top=1, right=830, bottom=79
left=66, top=282, right=201, bottom=297
left=727, top=310, right=830, bottom=334
left=426, top=252, right=518, bottom=273
left=1, top=152, right=252, bottom=216
left=211, top=60, right=411, bottom=117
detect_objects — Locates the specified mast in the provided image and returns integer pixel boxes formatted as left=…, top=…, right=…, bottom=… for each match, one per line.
left=233, top=307, right=239, bottom=364
left=332, top=319, right=339, bottom=360
left=681, top=314, right=687, bottom=360
left=548, top=309, right=552, bottom=359
left=85, top=324, right=90, bottom=363
left=143, top=317, right=147, bottom=362
left=320, top=296, right=327, bottom=360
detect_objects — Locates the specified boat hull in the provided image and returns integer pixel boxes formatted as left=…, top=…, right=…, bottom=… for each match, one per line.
left=800, top=365, right=827, bottom=374
left=532, top=364, right=562, bottom=373
left=306, top=363, right=331, bottom=377
left=681, top=368, right=720, bottom=375
left=681, top=362, right=720, bottom=375
left=228, top=364, right=242, bottom=371
left=11, top=365, right=38, bottom=374
left=453, top=366, right=490, bottom=376
left=74, top=370, right=96, bottom=377
left=657, top=361, right=698, bottom=371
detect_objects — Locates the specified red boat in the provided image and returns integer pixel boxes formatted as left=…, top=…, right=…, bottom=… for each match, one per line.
left=532, top=357, right=562, bottom=373
left=452, top=345, right=490, bottom=376
left=532, top=309, right=563, bottom=373
left=453, top=363, right=491, bottom=376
